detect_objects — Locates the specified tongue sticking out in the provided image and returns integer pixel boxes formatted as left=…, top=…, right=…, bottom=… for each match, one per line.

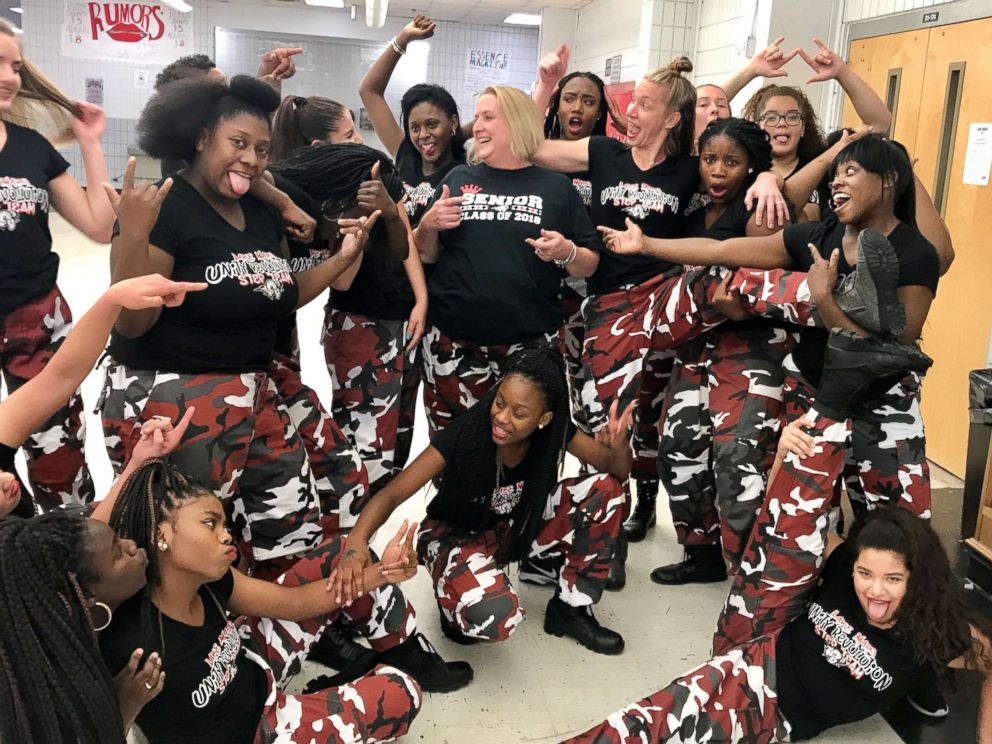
left=867, top=599, right=890, bottom=621
left=228, top=171, right=251, bottom=196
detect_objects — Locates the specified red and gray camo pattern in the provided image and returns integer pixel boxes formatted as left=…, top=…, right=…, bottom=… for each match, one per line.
left=100, top=362, right=324, bottom=565
left=417, top=472, right=623, bottom=642
left=564, top=412, right=849, bottom=744
left=322, top=308, right=419, bottom=497
left=420, top=325, right=561, bottom=436
left=0, top=286, right=93, bottom=510
left=245, top=534, right=421, bottom=743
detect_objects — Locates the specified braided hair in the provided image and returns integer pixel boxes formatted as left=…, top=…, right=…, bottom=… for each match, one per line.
left=543, top=71, right=609, bottom=140
left=137, top=74, right=281, bottom=164
left=268, top=142, right=405, bottom=204
left=109, top=458, right=208, bottom=590
left=433, top=344, right=571, bottom=564
left=0, top=512, right=124, bottom=743
left=698, top=117, right=773, bottom=191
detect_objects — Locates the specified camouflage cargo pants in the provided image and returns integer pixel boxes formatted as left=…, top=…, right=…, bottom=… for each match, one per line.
left=100, top=361, right=324, bottom=564
left=322, top=308, right=419, bottom=497
left=247, top=534, right=422, bottom=743
left=562, top=275, right=591, bottom=432
left=420, top=325, right=560, bottom=436
left=0, top=285, right=94, bottom=510
left=269, top=353, right=371, bottom=536
left=564, top=411, right=850, bottom=744
left=417, top=472, right=624, bottom=642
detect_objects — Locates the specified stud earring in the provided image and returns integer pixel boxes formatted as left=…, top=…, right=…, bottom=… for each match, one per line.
left=158, top=540, right=168, bottom=551
left=748, top=167, right=754, bottom=174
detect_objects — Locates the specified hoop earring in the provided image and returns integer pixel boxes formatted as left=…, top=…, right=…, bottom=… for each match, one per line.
left=92, top=601, right=113, bottom=632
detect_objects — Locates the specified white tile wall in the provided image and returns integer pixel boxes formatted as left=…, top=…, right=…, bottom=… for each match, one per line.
left=21, top=1, right=536, bottom=185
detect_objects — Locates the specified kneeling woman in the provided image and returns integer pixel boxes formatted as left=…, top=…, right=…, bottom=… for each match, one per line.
left=101, top=460, right=459, bottom=743
left=335, top=346, right=632, bottom=656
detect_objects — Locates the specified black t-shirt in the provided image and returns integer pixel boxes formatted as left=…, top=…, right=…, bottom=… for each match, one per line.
left=0, top=123, right=71, bottom=320
left=684, top=191, right=751, bottom=241
left=427, top=162, right=601, bottom=344
left=587, top=136, right=699, bottom=294
left=782, top=215, right=939, bottom=386
left=328, top=169, right=413, bottom=320
left=776, top=544, right=961, bottom=740
left=567, top=170, right=592, bottom=210
left=100, top=570, right=268, bottom=744
left=395, top=138, right=465, bottom=228
left=427, top=412, right=578, bottom=528
left=109, top=177, right=299, bottom=374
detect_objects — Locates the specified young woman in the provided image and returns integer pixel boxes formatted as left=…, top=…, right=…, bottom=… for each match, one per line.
left=532, top=56, right=787, bottom=588
left=359, top=14, right=466, bottom=229
left=0, top=19, right=117, bottom=510
left=270, top=94, right=365, bottom=161
left=413, top=84, right=601, bottom=435
left=600, top=134, right=941, bottom=525
left=733, top=38, right=891, bottom=221
left=99, top=457, right=472, bottom=744
left=271, top=142, right=427, bottom=498
left=562, top=331, right=992, bottom=744
left=693, top=83, right=732, bottom=146
left=99, top=75, right=382, bottom=574
left=332, top=346, right=633, bottom=658
left=646, top=118, right=796, bottom=585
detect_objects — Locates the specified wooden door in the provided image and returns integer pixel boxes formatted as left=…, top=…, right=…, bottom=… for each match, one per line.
left=842, top=29, right=929, bottom=153
left=912, top=18, right=992, bottom=476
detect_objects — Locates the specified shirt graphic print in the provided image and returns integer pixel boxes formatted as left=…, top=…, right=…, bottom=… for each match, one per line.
left=193, top=619, right=244, bottom=709
left=600, top=180, right=682, bottom=221
left=808, top=601, right=893, bottom=692
left=460, top=185, right=544, bottom=225
left=0, top=177, right=50, bottom=231
left=205, top=250, right=294, bottom=302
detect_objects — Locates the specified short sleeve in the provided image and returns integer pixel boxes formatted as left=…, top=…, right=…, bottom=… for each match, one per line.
left=210, top=569, right=236, bottom=605
left=729, top=194, right=753, bottom=234
left=429, top=415, right=467, bottom=462
left=782, top=221, right=824, bottom=272
left=587, top=135, right=619, bottom=170
left=893, top=226, right=940, bottom=294
left=37, top=132, right=70, bottom=181
left=564, top=182, right=602, bottom=251
left=818, top=541, right=854, bottom=586
left=146, top=186, right=184, bottom=257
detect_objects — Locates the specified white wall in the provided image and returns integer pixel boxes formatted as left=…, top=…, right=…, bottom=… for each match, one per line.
left=22, top=0, right=537, bottom=184
left=538, top=6, right=577, bottom=61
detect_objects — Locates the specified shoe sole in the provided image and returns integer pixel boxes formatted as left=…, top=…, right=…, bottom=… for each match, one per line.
left=906, top=696, right=949, bottom=718
left=543, top=621, right=625, bottom=656
left=858, top=229, right=906, bottom=337
left=827, top=330, right=934, bottom=375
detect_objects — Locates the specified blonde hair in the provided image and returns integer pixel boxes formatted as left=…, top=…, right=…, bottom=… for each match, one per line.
left=642, top=56, right=696, bottom=157
left=0, top=20, right=80, bottom=144
left=467, top=86, right=544, bottom=165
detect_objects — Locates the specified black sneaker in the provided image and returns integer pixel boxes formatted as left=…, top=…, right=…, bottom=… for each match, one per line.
left=832, top=228, right=906, bottom=337
left=518, top=552, right=561, bottom=587
left=815, top=329, right=934, bottom=420
left=376, top=632, right=474, bottom=693
left=543, top=596, right=624, bottom=655
left=306, top=621, right=377, bottom=681
left=605, top=532, right=627, bottom=591
left=650, top=545, right=728, bottom=585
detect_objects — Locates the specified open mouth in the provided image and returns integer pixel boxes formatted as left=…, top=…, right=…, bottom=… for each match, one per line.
left=627, top=123, right=641, bottom=139
left=492, top=423, right=510, bottom=441
left=708, top=184, right=728, bottom=200
left=832, top=191, right=851, bottom=214
left=772, top=133, right=790, bottom=146
left=420, top=142, right=437, bottom=158
left=567, top=115, right=584, bottom=135
left=865, top=597, right=891, bottom=621
left=228, top=171, right=252, bottom=195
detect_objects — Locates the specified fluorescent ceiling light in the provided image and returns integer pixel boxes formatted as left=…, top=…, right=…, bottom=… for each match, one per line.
left=159, top=0, right=193, bottom=11
left=304, top=0, right=345, bottom=6
left=504, top=12, right=540, bottom=25
left=10, top=7, right=22, bottom=13
left=366, top=0, right=387, bottom=28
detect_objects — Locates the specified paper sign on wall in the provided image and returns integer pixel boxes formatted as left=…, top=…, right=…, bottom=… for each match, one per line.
left=963, top=123, right=992, bottom=187
left=62, top=2, right=193, bottom=64
left=465, top=48, right=510, bottom=94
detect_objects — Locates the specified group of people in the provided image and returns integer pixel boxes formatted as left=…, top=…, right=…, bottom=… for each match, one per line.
left=0, top=11, right=987, bottom=744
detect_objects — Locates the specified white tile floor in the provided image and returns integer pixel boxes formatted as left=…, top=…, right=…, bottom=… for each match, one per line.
left=42, top=216, right=902, bottom=743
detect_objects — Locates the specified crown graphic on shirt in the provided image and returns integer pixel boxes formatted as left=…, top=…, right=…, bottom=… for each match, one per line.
left=460, top=183, right=483, bottom=194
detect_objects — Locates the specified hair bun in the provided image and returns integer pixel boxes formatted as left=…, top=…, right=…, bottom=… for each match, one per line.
left=228, top=74, right=281, bottom=115
left=292, top=96, right=307, bottom=109
left=668, top=56, right=693, bottom=74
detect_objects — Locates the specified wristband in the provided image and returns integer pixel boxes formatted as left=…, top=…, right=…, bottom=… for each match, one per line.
left=390, top=37, right=406, bottom=55
left=555, top=241, right=578, bottom=267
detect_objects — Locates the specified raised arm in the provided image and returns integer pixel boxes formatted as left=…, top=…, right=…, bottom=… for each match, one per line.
left=912, top=170, right=954, bottom=275
left=722, top=36, right=797, bottom=102
left=359, top=15, right=437, bottom=157
left=103, top=159, right=177, bottom=337
left=798, top=38, right=891, bottom=134
left=783, top=125, right=872, bottom=220
left=0, top=276, right=204, bottom=451
left=533, top=44, right=569, bottom=117
left=49, top=103, right=116, bottom=243
left=532, top=137, right=590, bottom=173
left=598, top=217, right=793, bottom=269
left=256, top=47, right=303, bottom=94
